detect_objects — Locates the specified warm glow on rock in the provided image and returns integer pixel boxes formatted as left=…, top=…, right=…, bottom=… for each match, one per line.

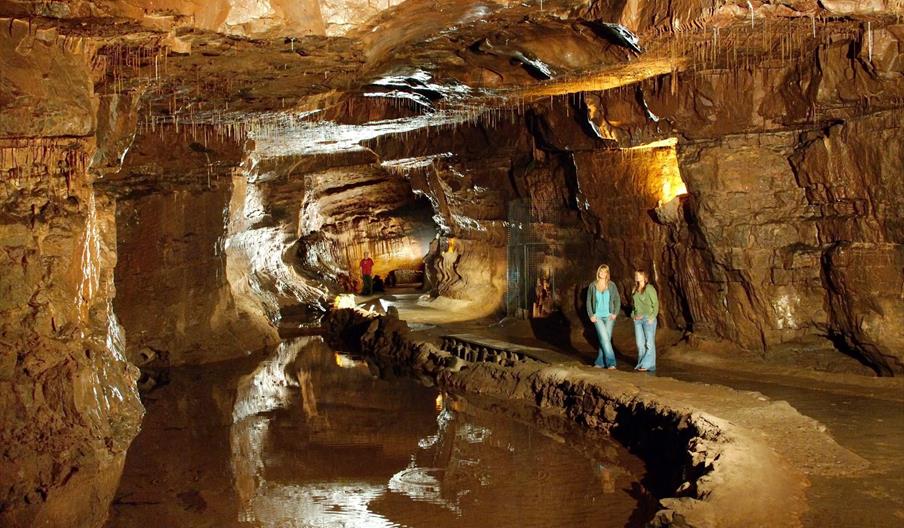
left=626, top=138, right=687, bottom=205
left=333, top=294, right=357, bottom=309
left=435, top=393, right=444, bottom=411
left=661, top=176, right=688, bottom=204
left=626, top=137, right=679, bottom=150
left=334, top=353, right=361, bottom=368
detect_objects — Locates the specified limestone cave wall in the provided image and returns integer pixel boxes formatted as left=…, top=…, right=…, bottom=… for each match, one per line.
left=98, top=127, right=279, bottom=368
left=0, top=20, right=143, bottom=527
left=569, top=22, right=904, bottom=373
left=0, top=0, right=405, bottom=37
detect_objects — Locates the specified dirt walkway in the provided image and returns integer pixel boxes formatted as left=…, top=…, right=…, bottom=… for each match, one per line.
left=658, top=362, right=904, bottom=528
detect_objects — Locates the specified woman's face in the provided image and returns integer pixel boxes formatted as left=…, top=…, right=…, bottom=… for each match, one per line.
left=635, top=272, right=646, bottom=285
left=598, top=268, right=609, bottom=281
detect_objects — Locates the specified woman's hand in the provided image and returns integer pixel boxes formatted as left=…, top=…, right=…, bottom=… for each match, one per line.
left=590, top=315, right=597, bottom=323
left=647, top=317, right=656, bottom=323
left=634, top=315, right=643, bottom=320
left=609, top=314, right=617, bottom=320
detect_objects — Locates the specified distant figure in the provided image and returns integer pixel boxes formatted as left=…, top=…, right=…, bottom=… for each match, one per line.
left=632, top=270, right=659, bottom=372
left=586, top=264, right=621, bottom=369
left=385, top=270, right=396, bottom=288
left=372, top=275, right=385, bottom=293
left=360, top=254, right=375, bottom=295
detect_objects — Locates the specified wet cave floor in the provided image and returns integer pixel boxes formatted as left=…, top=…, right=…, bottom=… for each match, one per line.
left=106, top=337, right=657, bottom=528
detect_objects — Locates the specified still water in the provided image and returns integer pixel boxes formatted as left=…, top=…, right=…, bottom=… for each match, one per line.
left=107, top=338, right=655, bottom=527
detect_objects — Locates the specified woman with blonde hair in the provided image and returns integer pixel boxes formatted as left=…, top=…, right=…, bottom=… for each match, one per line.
left=585, top=264, right=621, bottom=369
left=631, top=270, right=659, bottom=372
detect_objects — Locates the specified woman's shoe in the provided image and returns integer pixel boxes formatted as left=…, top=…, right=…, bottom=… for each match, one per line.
left=636, top=368, right=648, bottom=372
left=607, top=366, right=616, bottom=370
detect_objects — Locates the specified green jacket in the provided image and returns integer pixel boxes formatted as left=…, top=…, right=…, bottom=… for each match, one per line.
left=586, top=281, right=621, bottom=319
left=632, top=285, right=659, bottom=319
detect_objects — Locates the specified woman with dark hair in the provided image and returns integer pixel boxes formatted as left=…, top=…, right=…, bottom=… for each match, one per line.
left=632, top=270, right=659, bottom=372
left=586, top=264, right=621, bottom=369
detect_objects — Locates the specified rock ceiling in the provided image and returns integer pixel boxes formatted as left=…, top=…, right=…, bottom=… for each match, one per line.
left=5, top=0, right=900, bottom=158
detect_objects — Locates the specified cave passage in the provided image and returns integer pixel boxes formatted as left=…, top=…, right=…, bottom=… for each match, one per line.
left=2, top=2, right=903, bottom=528
left=334, top=193, right=438, bottom=295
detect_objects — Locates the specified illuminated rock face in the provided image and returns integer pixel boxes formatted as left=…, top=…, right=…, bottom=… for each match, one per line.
left=1, top=0, right=404, bottom=36
left=0, top=137, right=144, bottom=528
left=99, top=128, right=280, bottom=367
left=0, top=21, right=143, bottom=527
left=562, top=25, right=904, bottom=373
left=1, top=1, right=903, bottom=525
left=292, top=162, right=437, bottom=289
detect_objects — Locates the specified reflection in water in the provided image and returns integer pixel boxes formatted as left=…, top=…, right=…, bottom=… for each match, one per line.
left=231, top=338, right=653, bottom=528
left=231, top=339, right=306, bottom=523
left=107, top=337, right=653, bottom=527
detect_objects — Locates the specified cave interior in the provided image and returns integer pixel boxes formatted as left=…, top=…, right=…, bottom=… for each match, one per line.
left=1, top=0, right=903, bottom=527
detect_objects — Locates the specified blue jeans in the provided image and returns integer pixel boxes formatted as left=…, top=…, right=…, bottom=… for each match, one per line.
left=634, top=318, right=657, bottom=371
left=593, top=317, right=616, bottom=368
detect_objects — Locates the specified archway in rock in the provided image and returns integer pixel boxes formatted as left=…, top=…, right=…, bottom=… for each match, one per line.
left=293, top=164, right=440, bottom=297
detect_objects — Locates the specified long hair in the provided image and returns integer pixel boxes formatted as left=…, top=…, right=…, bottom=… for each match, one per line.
left=595, top=264, right=610, bottom=288
left=633, top=270, right=649, bottom=294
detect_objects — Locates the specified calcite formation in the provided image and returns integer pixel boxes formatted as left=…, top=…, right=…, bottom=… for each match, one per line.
left=98, top=127, right=279, bottom=367
left=1, top=0, right=903, bottom=525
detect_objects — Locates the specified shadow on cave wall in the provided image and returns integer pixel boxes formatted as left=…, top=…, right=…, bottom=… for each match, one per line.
left=528, top=310, right=576, bottom=353
left=527, top=284, right=634, bottom=363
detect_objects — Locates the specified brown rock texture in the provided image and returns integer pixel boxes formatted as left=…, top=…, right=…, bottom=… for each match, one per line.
left=0, top=20, right=143, bottom=526
left=2, top=0, right=904, bottom=524
left=98, top=127, right=279, bottom=367
left=324, top=308, right=868, bottom=528
left=0, top=0, right=405, bottom=37
left=565, top=38, right=904, bottom=371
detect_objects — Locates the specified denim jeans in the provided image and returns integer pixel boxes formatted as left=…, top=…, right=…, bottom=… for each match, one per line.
left=633, top=317, right=657, bottom=371
left=593, top=317, right=616, bottom=368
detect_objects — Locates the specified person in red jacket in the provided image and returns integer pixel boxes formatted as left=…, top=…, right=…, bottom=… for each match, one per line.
left=360, top=254, right=375, bottom=295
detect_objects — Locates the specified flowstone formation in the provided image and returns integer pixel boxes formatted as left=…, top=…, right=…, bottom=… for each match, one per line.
left=2, top=0, right=903, bottom=526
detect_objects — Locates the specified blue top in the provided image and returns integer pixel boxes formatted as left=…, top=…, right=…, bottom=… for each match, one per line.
left=586, top=280, right=621, bottom=320
left=594, top=288, right=610, bottom=318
